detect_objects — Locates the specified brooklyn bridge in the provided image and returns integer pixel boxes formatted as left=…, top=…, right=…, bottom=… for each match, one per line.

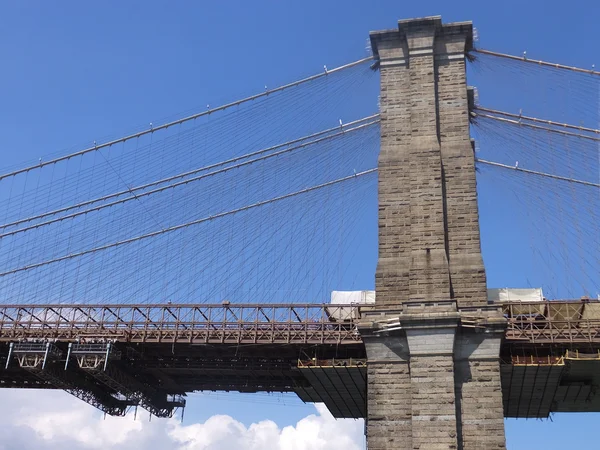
left=0, top=15, right=598, bottom=449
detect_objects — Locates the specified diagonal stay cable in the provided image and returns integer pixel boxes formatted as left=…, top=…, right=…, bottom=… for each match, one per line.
left=472, top=112, right=600, bottom=142
left=96, top=148, right=165, bottom=232
left=0, top=57, right=373, bottom=182
left=476, top=159, right=600, bottom=188
left=0, top=169, right=377, bottom=277
left=0, top=120, right=380, bottom=239
left=475, top=107, right=600, bottom=136
left=472, top=48, right=600, bottom=76
left=0, top=115, right=379, bottom=231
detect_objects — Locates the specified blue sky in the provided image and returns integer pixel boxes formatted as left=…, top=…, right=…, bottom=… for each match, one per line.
left=0, top=1, right=599, bottom=449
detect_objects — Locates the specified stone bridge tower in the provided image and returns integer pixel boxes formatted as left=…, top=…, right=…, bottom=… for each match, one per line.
left=360, top=16, right=507, bottom=449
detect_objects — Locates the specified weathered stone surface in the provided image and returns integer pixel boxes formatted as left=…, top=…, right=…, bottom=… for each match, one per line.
left=365, top=16, right=506, bottom=450
left=373, top=16, right=485, bottom=309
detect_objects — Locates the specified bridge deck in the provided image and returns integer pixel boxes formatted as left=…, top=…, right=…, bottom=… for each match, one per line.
left=0, top=303, right=361, bottom=344
left=1, top=300, right=599, bottom=418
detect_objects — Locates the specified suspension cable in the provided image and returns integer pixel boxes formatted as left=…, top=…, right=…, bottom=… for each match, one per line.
left=473, top=48, right=600, bottom=76
left=475, top=107, right=600, bottom=135
left=0, top=56, right=374, bottom=182
left=476, top=159, right=600, bottom=188
left=0, top=169, right=377, bottom=277
left=0, top=120, right=379, bottom=238
left=472, top=112, right=600, bottom=142
left=0, top=115, right=379, bottom=232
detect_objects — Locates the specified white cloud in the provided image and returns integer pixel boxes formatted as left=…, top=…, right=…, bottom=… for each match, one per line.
left=0, top=390, right=365, bottom=450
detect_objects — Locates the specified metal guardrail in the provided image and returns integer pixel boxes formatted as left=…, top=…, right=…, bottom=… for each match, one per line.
left=502, top=300, right=600, bottom=344
left=1, top=300, right=600, bottom=345
left=0, top=303, right=361, bottom=345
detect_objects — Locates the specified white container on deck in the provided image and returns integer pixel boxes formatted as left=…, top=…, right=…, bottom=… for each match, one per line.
left=487, top=288, right=545, bottom=315
left=487, top=288, right=544, bottom=303
left=327, top=290, right=375, bottom=322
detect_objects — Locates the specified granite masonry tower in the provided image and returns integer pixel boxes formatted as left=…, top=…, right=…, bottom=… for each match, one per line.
left=359, top=16, right=507, bottom=449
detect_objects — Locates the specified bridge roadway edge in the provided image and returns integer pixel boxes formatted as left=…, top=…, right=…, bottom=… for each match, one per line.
left=1, top=301, right=600, bottom=424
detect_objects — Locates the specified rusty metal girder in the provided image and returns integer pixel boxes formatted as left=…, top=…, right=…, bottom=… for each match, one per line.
left=1, top=301, right=600, bottom=345
left=502, top=300, right=600, bottom=344
left=0, top=304, right=361, bottom=345
left=68, top=342, right=184, bottom=418
left=9, top=354, right=133, bottom=416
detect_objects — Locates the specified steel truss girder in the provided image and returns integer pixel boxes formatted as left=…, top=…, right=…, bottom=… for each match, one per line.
left=502, top=300, right=600, bottom=344
left=2, top=301, right=600, bottom=345
left=7, top=342, right=62, bottom=370
left=0, top=303, right=361, bottom=345
left=15, top=362, right=132, bottom=416
left=72, top=344, right=184, bottom=418
left=166, top=375, right=300, bottom=393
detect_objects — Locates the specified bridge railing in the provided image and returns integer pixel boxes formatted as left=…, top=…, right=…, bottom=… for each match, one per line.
left=0, top=303, right=361, bottom=345
left=503, top=300, right=600, bottom=344
left=2, top=300, right=600, bottom=345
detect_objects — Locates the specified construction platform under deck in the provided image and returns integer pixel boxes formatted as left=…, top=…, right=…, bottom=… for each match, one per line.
left=1, top=300, right=599, bottom=419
